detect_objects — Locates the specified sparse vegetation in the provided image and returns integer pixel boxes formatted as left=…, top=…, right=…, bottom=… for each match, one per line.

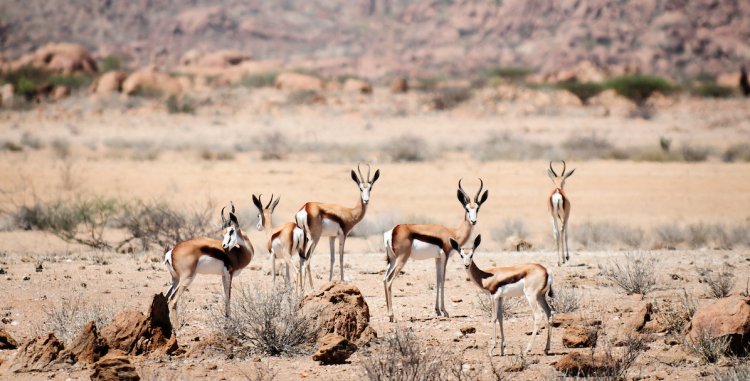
left=713, top=359, right=750, bottom=381
left=606, top=75, right=673, bottom=107
left=258, top=132, right=288, bottom=160
left=680, top=144, right=712, bottom=162
left=491, top=219, right=530, bottom=243
left=575, top=221, right=644, bottom=250
left=485, top=66, right=534, bottom=83
left=653, top=289, right=697, bottom=335
left=474, top=292, right=522, bottom=319
left=118, top=200, right=216, bottom=250
left=362, top=327, right=453, bottom=381
left=558, top=82, right=605, bottom=105
left=562, top=134, right=623, bottom=160
left=653, top=223, right=686, bottom=249
left=240, top=72, right=279, bottom=88
left=684, top=326, right=730, bottom=363
left=382, top=135, right=433, bottom=162
left=286, top=89, right=322, bottom=105
left=472, top=133, right=550, bottom=161
left=100, top=55, right=124, bottom=73
left=602, top=253, right=658, bottom=296
left=550, top=287, right=583, bottom=313
left=41, top=296, right=114, bottom=344
left=723, top=143, right=750, bottom=162
left=698, top=264, right=736, bottom=298
left=429, top=86, right=472, bottom=110
left=166, top=95, right=196, bottom=114
left=692, top=82, right=733, bottom=98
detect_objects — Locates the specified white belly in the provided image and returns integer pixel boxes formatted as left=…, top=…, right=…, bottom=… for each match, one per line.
left=495, top=278, right=525, bottom=298
left=321, top=218, right=341, bottom=237
left=272, top=238, right=286, bottom=257
left=195, top=255, right=226, bottom=275
left=410, top=239, right=442, bottom=260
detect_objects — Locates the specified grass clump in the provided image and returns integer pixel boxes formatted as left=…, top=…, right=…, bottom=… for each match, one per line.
left=382, top=135, right=433, bottom=162
left=41, top=296, right=114, bottom=344
left=601, top=253, right=658, bottom=296
left=362, top=327, right=454, bottom=381
left=691, top=82, right=733, bottom=98
left=557, top=82, right=605, bottom=105
left=258, top=132, right=288, bottom=160
left=239, top=72, right=278, bottom=88
left=684, top=327, right=730, bottom=363
left=697, top=264, right=736, bottom=298
left=550, top=287, right=583, bottom=313
left=653, top=289, right=697, bottom=335
left=118, top=200, right=215, bottom=250
left=165, top=95, right=196, bottom=114
left=491, top=218, right=530, bottom=243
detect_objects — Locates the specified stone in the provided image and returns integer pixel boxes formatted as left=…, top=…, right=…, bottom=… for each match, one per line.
left=60, top=321, right=108, bottom=364
left=562, top=325, right=598, bottom=348
left=91, top=355, right=140, bottom=381
left=0, top=328, right=18, bottom=350
left=390, top=78, right=408, bottom=93
left=301, top=281, right=373, bottom=344
left=460, top=326, right=476, bottom=335
left=625, top=302, right=653, bottom=333
left=100, top=293, right=175, bottom=356
left=312, top=333, right=357, bottom=365
left=9, top=333, right=65, bottom=373
left=686, top=295, right=750, bottom=355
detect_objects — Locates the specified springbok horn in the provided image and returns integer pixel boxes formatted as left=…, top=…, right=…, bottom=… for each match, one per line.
left=549, top=161, right=558, bottom=177
left=561, top=160, right=567, bottom=177
left=458, top=178, right=469, bottom=201
left=357, top=163, right=364, bottom=183
left=366, top=163, right=371, bottom=182
left=221, top=206, right=227, bottom=227
left=266, top=194, right=274, bottom=209
left=230, top=201, right=236, bottom=214
left=475, top=178, right=484, bottom=202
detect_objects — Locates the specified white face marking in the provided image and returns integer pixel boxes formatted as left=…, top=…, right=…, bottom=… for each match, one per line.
left=458, top=248, right=474, bottom=268
left=359, top=183, right=371, bottom=204
left=465, top=204, right=478, bottom=225
left=222, top=227, right=237, bottom=250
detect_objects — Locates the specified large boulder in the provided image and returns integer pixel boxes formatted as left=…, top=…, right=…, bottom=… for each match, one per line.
left=275, top=72, right=324, bottom=91
left=687, top=295, right=750, bottom=355
left=100, top=293, right=175, bottom=356
left=11, top=43, right=97, bottom=74
left=91, top=71, right=128, bottom=95
left=0, top=328, right=18, bottom=350
left=60, top=321, right=108, bottom=364
left=122, top=68, right=183, bottom=97
left=625, top=303, right=653, bottom=334
left=562, top=325, right=598, bottom=348
left=91, top=355, right=140, bottom=381
left=301, top=281, right=373, bottom=344
left=312, top=333, right=357, bottom=365
left=8, top=333, right=65, bottom=373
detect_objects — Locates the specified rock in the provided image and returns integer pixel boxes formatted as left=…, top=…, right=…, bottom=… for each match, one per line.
left=60, top=321, right=108, bottom=364
left=563, top=325, right=598, bottom=348
left=122, top=68, right=183, bottom=97
left=554, top=352, right=612, bottom=377
left=342, top=78, right=372, bottom=94
left=312, top=333, right=357, bottom=365
left=301, top=281, right=373, bottom=344
left=9, top=333, right=65, bottom=373
left=460, top=326, right=476, bottom=335
left=503, top=235, right=533, bottom=251
left=0, top=329, right=18, bottom=349
left=91, top=71, right=128, bottom=95
left=100, top=293, right=175, bottom=356
left=10, top=42, right=97, bottom=75
left=52, top=86, right=70, bottom=100
left=625, top=303, right=652, bottom=333
left=0, top=84, right=13, bottom=107
left=390, top=78, right=408, bottom=93
left=686, top=295, right=750, bottom=355
left=196, top=49, right=251, bottom=68
left=275, top=72, right=324, bottom=91
left=91, top=355, right=140, bottom=381
left=552, top=313, right=601, bottom=328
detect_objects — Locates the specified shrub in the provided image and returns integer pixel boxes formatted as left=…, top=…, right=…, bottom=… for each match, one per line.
left=723, top=143, right=750, bottom=162
left=216, top=285, right=318, bottom=356
left=100, top=55, right=124, bottom=73
left=653, top=289, right=697, bottom=335
left=166, top=95, right=196, bottom=114
left=557, top=82, right=605, bottom=105
left=41, top=296, right=114, bottom=344
left=429, top=87, right=472, bottom=110
left=362, top=327, right=451, bottom=381
left=684, top=326, right=730, bottom=363
left=117, top=201, right=216, bottom=250
left=484, top=67, right=534, bottom=82
left=714, top=359, right=750, bottom=381
left=239, top=72, right=279, bottom=88
left=575, top=221, right=644, bottom=250
left=687, top=223, right=732, bottom=249
left=680, top=144, right=711, bottom=162
left=472, top=133, right=550, bottom=161
left=491, top=219, right=530, bottom=243
left=47, top=74, right=92, bottom=90
left=653, top=223, right=686, bottom=249
left=601, top=253, right=658, bottom=296
left=550, top=287, right=583, bottom=313
left=562, top=134, right=621, bottom=160
left=258, top=132, right=288, bottom=160
left=692, top=82, right=733, bottom=98
left=606, top=75, right=673, bottom=106
left=698, top=264, right=736, bottom=298
left=474, top=292, right=521, bottom=319
left=382, top=135, right=433, bottom=162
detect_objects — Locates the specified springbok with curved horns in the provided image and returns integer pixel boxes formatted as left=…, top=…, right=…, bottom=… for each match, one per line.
left=253, top=194, right=308, bottom=289
left=164, top=203, right=254, bottom=318
left=547, top=160, right=575, bottom=266
left=383, top=179, right=488, bottom=322
left=296, top=164, right=380, bottom=287
left=450, top=235, right=553, bottom=356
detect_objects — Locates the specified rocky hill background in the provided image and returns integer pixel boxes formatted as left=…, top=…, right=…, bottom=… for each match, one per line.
left=1, top=0, right=748, bottom=80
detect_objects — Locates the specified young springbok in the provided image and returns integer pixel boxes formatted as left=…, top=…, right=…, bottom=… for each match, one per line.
left=382, top=179, right=488, bottom=322
left=547, top=160, right=575, bottom=266
left=450, top=235, right=553, bottom=356
left=164, top=203, right=254, bottom=318
left=252, top=194, right=308, bottom=289
left=295, top=163, right=380, bottom=286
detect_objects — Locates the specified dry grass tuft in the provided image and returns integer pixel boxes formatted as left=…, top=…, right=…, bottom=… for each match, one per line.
left=381, top=135, right=434, bottom=162
left=653, top=289, right=697, bottom=335
left=491, top=219, right=530, bottom=243
left=550, top=287, right=584, bottom=313
left=40, top=296, right=114, bottom=344
left=684, top=326, right=730, bottom=363
left=601, top=253, right=658, bottom=296
left=697, top=264, right=736, bottom=298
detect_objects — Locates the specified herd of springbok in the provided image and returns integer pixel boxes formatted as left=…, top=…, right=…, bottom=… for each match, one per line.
left=164, top=161, right=575, bottom=356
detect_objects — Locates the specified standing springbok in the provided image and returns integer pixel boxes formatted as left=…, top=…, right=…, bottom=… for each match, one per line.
left=547, top=160, right=575, bottom=266
left=164, top=203, right=254, bottom=318
left=450, top=235, right=553, bottom=356
left=252, top=194, right=308, bottom=289
left=383, top=179, right=488, bottom=322
left=295, top=164, right=380, bottom=285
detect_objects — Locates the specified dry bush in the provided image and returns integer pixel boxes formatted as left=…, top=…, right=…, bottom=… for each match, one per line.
left=601, top=253, right=658, bottom=296
left=680, top=144, right=712, bottom=162
left=575, top=221, right=644, bottom=250
left=199, top=147, right=236, bottom=161
left=350, top=213, right=435, bottom=238
left=381, top=135, right=434, bottom=162
left=713, top=358, right=750, bottom=381
left=474, top=292, right=522, bottom=319
left=653, top=289, right=697, bottom=335
left=551, top=287, right=583, bottom=313
left=429, top=87, right=472, bottom=110
left=491, top=218, right=530, bottom=243
left=472, top=133, right=550, bottom=161
left=258, top=132, right=288, bottom=160
left=653, top=223, right=686, bottom=249
left=362, top=327, right=454, bottom=381
left=40, top=296, right=114, bottom=344
left=697, top=264, right=736, bottom=298
left=687, top=223, right=733, bottom=249
left=684, top=326, right=730, bottom=363
left=117, top=200, right=216, bottom=250
left=214, top=284, right=317, bottom=356
left=723, top=143, right=750, bottom=162
left=562, top=134, right=623, bottom=160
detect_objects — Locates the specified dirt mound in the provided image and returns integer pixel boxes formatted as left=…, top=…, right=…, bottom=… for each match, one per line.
left=312, top=333, right=357, bottom=365
left=60, top=321, right=108, bottom=364
left=275, top=72, right=323, bottom=91
left=301, top=281, right=373, bottom=344
left=562, top=325, right=598, bottom=348
left=122, top=68, right=183, bottom=97
left=687, top=295, right=750, bottom=355
left=90, top=354, right=140, bottom=381
left=8, top=333, right=64, bottom=373
left=100, top=293, right=176, bottom=356
left=0, top=329, right=18, bottom=350
left=91, top=71, right=128, bottom=95
left=342, top=78, right=372, bottom=94
left=554, top=351, right=612, bottom=377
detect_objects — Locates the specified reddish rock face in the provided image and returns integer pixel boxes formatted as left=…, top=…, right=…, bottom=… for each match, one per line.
left=562, top=325, right=598, bottom=348
left=60, top=321, right=108, bottom=364
left=9, top=333, right=65, bottom=373
left=100, top=293, right=175, bottom=356
left=687, top=295, right=750, bottom=355
left=0, top=328, right=18, bottom=350
left=91, top=355, right=141, bottom=381
left=301, top=281, right=374, bottom=345
left=312, top=333, right=357, bottom=365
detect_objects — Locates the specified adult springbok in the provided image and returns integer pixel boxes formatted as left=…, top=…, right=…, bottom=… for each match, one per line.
left=164, top=203, right=254, bottom=318
left=252, top=194, right=309, bottom=289
left=296, top=163, right=380, bottom=285
left=547, top=160, right=575, bottom=266
left=450, top=235, right=553, bottom=356
left=383, top=179, right=488, bottom=322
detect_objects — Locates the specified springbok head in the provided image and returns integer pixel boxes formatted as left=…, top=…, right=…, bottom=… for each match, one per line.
left=350, top=163, right=381, bottom=205
left=547, top=160, right=576, bottom=190
left=252, top=194, right=280, bottom=231
left=221, top=202, right=241, bottom=250
left=457, top=178, right=489, bottom=225
left=450, top=235, right=482, bottom=269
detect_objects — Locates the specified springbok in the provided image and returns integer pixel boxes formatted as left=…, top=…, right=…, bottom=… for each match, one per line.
left=450, top=235, right=553, bottom=356
left=252, top=194, right=308, bottom=289
left=164, top=203, right=254, bottom=318
left=382, top=179, right=488, bottom=322
left=295, top=163, right=380, bottom=286
left=547, top=160, right=575, bottom=266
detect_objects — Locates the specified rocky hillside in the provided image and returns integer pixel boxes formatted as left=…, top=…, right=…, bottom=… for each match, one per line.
left=1, top=0, right=748, bottom=80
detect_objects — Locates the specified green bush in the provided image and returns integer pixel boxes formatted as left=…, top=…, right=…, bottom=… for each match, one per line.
left=0, top=65, right=91, bottom=100
left=692, top=82, right=733, bottom=98
left=165, top=95, right=196, bottom=114
left=485, top=66, right=534, bottom=82
left=558, top=82, right=605, bottom=105
left=100, top=55, right=123, bottom=73
left=606, top=75, right=673, bottom=106
left=239, top=72, right=278, bottom=88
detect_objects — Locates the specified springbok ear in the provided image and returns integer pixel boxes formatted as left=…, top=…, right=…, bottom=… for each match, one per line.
left=547, top=168, right=556, bottom=179
left=351, top=170, right=360, bottom=184
left=229, top=212, right=239, bottom=227
left=473, top=234, right=482, bottom=249
left=449, top=238, right=461, bottom=252
left=252, top=195, right=262, bottom=210
left=457, top=190, right=468, bottom=206
left=478, top=190, right=489, bottom=205
left=564, top=168, right=576, bottom=179
left=371, top=169, right=381, bottom=184
left=271, top=197, right=280, bottom=211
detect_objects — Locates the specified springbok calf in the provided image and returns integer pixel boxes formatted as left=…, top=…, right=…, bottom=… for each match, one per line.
left=547, top=160, right=575, bottom=266
left=382, top=179, right=488, bottom=322
left=164, top=203, right=254, bottom=318
left=252, top=194, right=308, bottom=289
left=295, top=164, right=380, bottom=285
left=450, top=235, right=553, bottom=356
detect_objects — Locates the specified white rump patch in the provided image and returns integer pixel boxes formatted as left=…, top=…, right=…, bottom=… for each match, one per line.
left=495, top=278, right=525, bottom=298
left=551, top=192, right=563, bottom=211
left=410, top=239, right=442, bottom=260
left=196, top=255, right=226, bottom=275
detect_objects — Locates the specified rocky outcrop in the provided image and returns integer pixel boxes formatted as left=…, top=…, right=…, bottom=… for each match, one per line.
left=7, top=43, right=97, bottom=74
left=275, top=72, right=324, bottom=91
left=562, top=325, right=598, bottom=348
left=301, top=281, right=373, bottom=345
left=625, top=303, right=653, bottom=334
left=312, top=333, right=357, bottom=365
left=687, top=295, right=750, bottom=355
left=122, top=69, right=183, bottom=97
left=100, top=293, right=175, bottom=356
left=91, top=71, right=128, bottom=95
left=90, top=354, right=140, bottom=381
left=60, top=321, right=108, bottom=364
left=0, top=329, right=18, bottom=350
left=8, top=333, right=65, bottom=373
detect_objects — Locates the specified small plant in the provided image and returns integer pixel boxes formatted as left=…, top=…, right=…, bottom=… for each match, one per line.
left=722, top=143, right=750, bottom=162
left=429, top=87, right=472, bottom=110
left=606, top=75, right=673, bottom=107
left=550, top=287, right=583, bottom=313
left=239, top=72, right=279, bottom=88
left=698, top=264, right=735, bottom=298
left=258, top=132, right=288, bottom=160
left=713, top=358, right=750, bottom=381
left=691, top=82, right=733, bottom=98
left=653, top=223, right=686, bottom=249
left=684, top=326, right=730, bottom=363
left=485, top=66, right=534, bottom=82
left=100, top=55, right=124, bottom=73
left=382, top=134, right=433, bottom=162
left=41, top=296, right=114, bottom=344
left=491, top=218, right=530, bottom=243
left=362, top=327, right=451, bottom=381
left=602, top=253, right=658, bottom=296
left=166, top=95, right=196, bottom=114
left=558, top=82, right=605, bottom=105
left=474, top=292, right=521, bottom=319
left=653, top=289, right=697, bottom=335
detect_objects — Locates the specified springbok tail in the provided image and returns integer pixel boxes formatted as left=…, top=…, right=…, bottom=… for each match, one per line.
left=383, top=229, right=395, bottom=264
left=546, top=272, right=555, bottom=299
